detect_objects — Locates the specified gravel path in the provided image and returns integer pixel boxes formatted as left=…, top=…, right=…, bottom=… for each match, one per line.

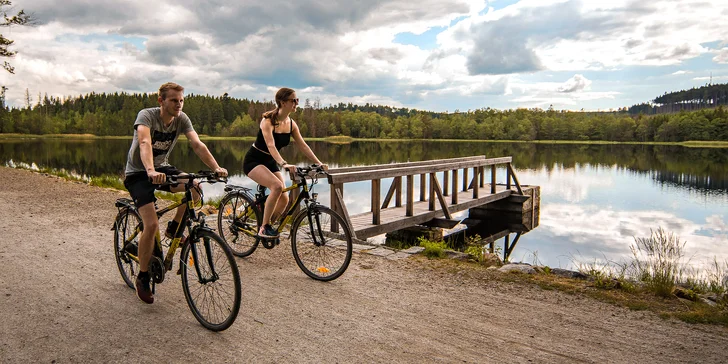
left=1, top=166, right=726, bottom=363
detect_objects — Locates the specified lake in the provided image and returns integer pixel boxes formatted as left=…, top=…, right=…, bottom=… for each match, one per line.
left=2, top=137, right=727, bottom=272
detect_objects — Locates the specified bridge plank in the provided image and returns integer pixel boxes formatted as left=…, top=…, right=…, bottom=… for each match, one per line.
left=327, top=155, right=486, bottom=174
left=327, top=157, right=512, bottom=184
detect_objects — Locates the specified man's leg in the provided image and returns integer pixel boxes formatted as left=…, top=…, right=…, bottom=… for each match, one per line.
left=136, top=202, right=158, bottom=304
left=165, top=177, right=200, bottom=238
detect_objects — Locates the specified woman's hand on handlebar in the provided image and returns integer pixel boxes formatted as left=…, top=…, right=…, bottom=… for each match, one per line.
left=214, top=167, right=228, bottom=178
left=147, top=170, right=166, bottom=184
left=282, top=164, right=296, bottom=173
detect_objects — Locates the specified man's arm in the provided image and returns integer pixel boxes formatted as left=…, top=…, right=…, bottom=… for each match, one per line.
left=185, top=130, right=228, bottom=177
left=137, top=125, right=166, bottom=184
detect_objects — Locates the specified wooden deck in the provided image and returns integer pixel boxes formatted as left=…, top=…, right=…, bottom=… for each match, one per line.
left=324, top=156, right=533, bottom=241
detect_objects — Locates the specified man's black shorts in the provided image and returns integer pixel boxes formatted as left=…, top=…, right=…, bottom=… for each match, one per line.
left=123, top=166, right=183, bottom=208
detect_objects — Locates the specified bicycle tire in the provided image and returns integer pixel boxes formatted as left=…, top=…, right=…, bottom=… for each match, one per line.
left=291, top=206, right=353, bottom=281
left=113, top=208, right=142, bottom=289
left=180, top=230, right=242, bottom=331
left=217, top=191, right=261, bottom=257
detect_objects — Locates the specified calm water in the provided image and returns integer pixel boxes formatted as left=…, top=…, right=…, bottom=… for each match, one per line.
left=2, top=138, right=727, bottom=271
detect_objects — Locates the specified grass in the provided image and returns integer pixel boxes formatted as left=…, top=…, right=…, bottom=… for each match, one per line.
left=89, top=174, right=126, bottom=190
left=413, top=228, right=728, bottom=327
left=324, top=135, right=354, bottom=144
left=419, top=237, right=447, bottom=259
left=629, top=228, right=686, bottom=297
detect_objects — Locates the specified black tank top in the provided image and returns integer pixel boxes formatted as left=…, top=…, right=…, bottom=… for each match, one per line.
left=253, top=119, right=292, bottom=153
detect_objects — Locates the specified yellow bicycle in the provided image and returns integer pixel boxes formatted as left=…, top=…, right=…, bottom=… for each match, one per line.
left=113, top=171, right=241, bottom=331
left=217, top=165, right=353, bottom=281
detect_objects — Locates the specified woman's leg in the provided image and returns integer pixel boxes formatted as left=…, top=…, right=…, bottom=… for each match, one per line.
left=247, top=165, right=286, bottom=232
left=270, top=172, right=289, bottom=224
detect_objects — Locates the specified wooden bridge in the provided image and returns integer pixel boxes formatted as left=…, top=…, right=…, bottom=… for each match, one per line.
left=323, top=155, right=540, bottom=245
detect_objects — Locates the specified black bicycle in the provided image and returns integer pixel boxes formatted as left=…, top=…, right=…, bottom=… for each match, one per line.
left=217, top=165, right=353, bottom=281
left=113, top=171, right=241, bottom=331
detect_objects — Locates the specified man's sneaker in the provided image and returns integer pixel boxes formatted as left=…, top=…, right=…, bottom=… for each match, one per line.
left=165, top=220, right=184, bottom=239
left=258, top=224, right=279, bottom=239
left=135, top=274, right=154, bottom=304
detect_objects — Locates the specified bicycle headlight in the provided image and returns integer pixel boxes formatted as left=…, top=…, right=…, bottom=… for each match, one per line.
left=312, top=192, right=318, bottom=201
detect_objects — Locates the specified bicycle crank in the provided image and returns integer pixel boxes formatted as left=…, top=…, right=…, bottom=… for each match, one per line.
left=149, top=256, right=165, bottom=284
left=261, top=237, right=280, bottom=249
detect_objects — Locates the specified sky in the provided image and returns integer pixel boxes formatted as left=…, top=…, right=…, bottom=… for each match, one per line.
left=1, top=0, right=727, bottom=112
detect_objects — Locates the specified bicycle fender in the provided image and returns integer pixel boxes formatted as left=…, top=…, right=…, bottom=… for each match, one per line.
left=223, top=185, right=254, bottom=197
left=192, top=225, right=217, bottom=236
left=112, top=198, right=137, bottom=230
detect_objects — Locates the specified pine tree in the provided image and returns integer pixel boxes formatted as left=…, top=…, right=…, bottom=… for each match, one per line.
left=0, top=1, right=32, bottom=74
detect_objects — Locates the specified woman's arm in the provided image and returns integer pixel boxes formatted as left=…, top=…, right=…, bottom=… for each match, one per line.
left=291, top=120, right=323, bottom=165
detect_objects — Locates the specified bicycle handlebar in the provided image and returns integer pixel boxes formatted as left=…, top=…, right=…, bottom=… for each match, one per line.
left=294, top=164, right=328, bottom=178
left=150, top=171, right=228, bottom=187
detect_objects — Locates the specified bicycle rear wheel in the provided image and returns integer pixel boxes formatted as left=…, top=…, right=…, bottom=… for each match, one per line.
left=217, top=192, right=260, bottom=257
left=291, top=206, right=353, bottom=281
left=113, top=208, right=142, bottom=289
left=180, top=230, right=241, bottom=331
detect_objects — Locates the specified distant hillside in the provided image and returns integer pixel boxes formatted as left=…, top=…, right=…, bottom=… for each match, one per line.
left=629, top=83, right=728, bottom=115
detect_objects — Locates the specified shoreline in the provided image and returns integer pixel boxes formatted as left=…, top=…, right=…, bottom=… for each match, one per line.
left=1, top=133, right=727, bottom=148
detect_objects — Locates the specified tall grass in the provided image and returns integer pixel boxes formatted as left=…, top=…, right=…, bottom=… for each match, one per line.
left=629, top=228, right=687, bottom=297
left=89, top=174, right=125, bottom=190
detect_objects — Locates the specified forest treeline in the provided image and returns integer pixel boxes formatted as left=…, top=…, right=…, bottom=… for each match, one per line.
left=1, top=90, right=727, bottom=142
left=628, top=83, right=728, bottom=115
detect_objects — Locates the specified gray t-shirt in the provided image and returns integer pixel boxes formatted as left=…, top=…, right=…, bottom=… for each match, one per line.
left=124, top=107, right=194, bottom=176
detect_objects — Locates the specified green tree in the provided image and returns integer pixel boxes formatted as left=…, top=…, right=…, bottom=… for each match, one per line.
left=0, top=1, right=32, bottom=74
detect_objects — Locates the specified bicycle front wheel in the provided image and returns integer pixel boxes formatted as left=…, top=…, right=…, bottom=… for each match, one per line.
left=114, top=208, right=142, bottom=289
left=291, top=206, right=353, bottom=281
left=180, top=230, right=242, bottom=331
left=217, top=192, right=260, bottom=257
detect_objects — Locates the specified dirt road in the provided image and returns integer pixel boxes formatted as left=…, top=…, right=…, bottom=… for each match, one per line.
left=1, top=166, right=726, bottom=363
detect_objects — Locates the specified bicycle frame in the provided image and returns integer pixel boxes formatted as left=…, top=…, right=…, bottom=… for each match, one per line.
left=116, top=175, right=221, bottom=280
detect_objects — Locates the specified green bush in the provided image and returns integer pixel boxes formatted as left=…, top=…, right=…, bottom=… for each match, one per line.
left=419, top=237, right=446, bottom=259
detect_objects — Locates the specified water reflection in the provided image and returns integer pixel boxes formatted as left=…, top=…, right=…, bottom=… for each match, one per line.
left=516, top=164, right=728, bottom=271
left=2, top=138, right=727, bottom=271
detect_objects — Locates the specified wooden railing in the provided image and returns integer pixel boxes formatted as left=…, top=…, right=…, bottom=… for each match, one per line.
left=325, top=155, right=524, bottom=240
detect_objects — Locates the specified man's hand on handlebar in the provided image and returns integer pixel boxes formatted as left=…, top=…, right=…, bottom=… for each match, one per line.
left=148, top=170, right=166, bottom=184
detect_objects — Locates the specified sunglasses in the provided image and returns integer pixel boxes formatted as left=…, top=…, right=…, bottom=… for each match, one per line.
left=286, top=98, right=299, bottom=104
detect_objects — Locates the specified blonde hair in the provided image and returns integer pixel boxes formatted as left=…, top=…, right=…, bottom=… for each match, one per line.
left=158, top=82, right=184, bottom=100
left=262, top=87, right=295, bottom=126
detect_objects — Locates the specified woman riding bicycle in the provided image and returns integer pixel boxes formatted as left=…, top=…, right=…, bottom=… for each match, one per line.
left=242, top=87, right=327, bottom=239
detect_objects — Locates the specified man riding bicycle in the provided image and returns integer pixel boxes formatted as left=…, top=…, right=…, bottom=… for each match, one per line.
left=123, top=82, right=228, bottom=304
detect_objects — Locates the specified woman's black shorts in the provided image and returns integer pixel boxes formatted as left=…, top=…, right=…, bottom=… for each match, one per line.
left=242, top=147, right=280, bottom=175
left=123, top=165, right=183, bottom=208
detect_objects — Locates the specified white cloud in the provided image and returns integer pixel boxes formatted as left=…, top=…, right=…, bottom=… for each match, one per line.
left=558, top=74, right=591, bottom=93
left=1, top=0, right=727, bottom=111
left=714, top=48, right=728, bottom=64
